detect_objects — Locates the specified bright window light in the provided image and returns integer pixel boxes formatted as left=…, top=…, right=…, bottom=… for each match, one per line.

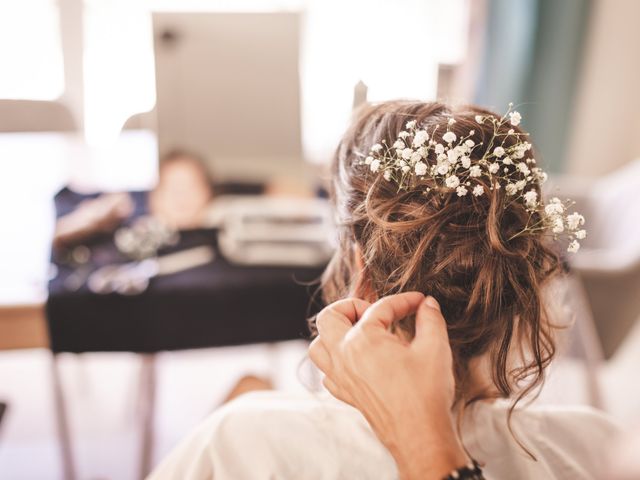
left=0, top=0, right=65, bottom=100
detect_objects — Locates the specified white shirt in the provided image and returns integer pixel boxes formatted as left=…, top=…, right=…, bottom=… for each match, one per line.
left=148, top=391, right=619, bottom=480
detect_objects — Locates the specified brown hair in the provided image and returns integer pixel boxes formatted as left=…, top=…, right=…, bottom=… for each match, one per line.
left=319, top=101, right=562, bottom=437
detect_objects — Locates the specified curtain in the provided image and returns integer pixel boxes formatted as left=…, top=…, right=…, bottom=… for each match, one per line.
left=474, top=0, right=592, bottom=173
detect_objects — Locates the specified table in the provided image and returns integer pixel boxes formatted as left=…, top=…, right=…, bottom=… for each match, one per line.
left=46, top=187, right=326, bottom=479
left=0, top=305, right=48, bottom=350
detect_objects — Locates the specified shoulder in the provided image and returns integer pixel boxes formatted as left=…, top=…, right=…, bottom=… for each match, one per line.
left=517, top=404, right=620, bottom=477
left=467, top=401, right=620, bottom=480
left=525, top=404, right=621, bottom=442
left=199, top=391, right=397, bottom=479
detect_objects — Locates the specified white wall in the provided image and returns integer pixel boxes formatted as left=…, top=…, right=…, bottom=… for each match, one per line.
left=153, top=12, right=304, bottom=183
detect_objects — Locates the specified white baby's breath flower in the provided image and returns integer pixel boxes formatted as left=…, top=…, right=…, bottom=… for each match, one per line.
left=357, top=104, right=583, bottom=254
left=523, top=190, right=538, bottom=207
left=412, top=130, right=428, bottom=147
left=448, top=148, right=461, bottom=163
left=545, top=198, right=564, bottom=215
left=473, top=185, right=484, bottom=197
left=437, top=161, right=450, bottom=175
left=448, top=117, right=456, bottom=126
left=414, top=161, right=428, bottom=176
left=566, top=212, right=585, bottom=230
left=567, top=240, right=580, bottom=253
left=552, top=217, right=565, bottom=234
left=445, top=175, right=460, bottom=188
left=443, top=131, right=457, bottom=144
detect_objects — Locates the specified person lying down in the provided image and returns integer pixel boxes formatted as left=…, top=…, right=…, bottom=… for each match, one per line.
left=148, top=101, right=618, bottom=480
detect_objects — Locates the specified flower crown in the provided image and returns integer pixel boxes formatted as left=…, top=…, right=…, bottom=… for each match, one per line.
left=357, top=104, right=586, bottom=253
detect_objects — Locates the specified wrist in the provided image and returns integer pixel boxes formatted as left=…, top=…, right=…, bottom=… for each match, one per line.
left=385, top=409, right=468, bottom=480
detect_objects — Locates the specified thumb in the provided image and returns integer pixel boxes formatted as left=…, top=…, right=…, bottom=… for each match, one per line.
left=412, top=296, right=449, bottom=349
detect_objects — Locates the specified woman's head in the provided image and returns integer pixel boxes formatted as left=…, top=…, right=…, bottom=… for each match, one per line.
left=151, top=149, right=214, bottom=229
left=321, top=101, right=562, bottom=405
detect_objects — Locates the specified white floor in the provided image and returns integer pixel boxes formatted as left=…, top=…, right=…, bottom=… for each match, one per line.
left=0, top=329, right=639, bottom=480
left=0, top=341, right=313, bottom=480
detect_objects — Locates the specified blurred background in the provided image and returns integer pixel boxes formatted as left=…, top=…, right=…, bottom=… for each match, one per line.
left=0, top=0, right=639, bottom=478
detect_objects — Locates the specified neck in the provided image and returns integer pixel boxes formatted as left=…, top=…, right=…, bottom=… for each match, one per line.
left=464, top=354, right=501, bottom=403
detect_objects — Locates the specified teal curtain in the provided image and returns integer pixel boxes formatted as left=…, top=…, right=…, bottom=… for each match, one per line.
left=474, top=0, right=592, bottom=172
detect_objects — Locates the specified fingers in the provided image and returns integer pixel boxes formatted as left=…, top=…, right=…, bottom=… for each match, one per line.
left=412, top=296, right=449, bottom=349
left=358, top=292, right=424, bottom=330
left=315, top=298, right=371, bottom=350
left=308, top=337, right=332, bottom=374
left=322, top=376, right=353, bottom=406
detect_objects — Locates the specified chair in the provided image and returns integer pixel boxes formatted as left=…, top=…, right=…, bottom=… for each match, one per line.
left=551, top=159, right=640, bottom=358
left=0, top=401, right=6, bottom=431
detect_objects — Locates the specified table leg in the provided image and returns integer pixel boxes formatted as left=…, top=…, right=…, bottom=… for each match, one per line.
left=51, top=353, right=76, bottom=480
left=138, top=353, right=156, bottom=480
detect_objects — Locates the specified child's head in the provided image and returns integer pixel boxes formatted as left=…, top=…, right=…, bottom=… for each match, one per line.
left=321, top=100, right=563, bottom=404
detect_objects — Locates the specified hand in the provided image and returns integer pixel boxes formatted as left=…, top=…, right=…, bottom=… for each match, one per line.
left=309, top=292, right=468, bottom=480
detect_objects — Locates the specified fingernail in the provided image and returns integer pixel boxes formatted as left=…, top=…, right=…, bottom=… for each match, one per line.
left=424, top=296, right=440, bottom=310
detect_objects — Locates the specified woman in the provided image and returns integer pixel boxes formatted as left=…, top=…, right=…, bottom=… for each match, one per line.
left=149, top=101, right=617, bottom=479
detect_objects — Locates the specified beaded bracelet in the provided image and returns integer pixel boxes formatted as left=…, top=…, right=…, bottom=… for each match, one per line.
left=443, top=459, right=484, bottom=480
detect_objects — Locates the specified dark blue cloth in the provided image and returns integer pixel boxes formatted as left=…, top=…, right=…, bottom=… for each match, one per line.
left=46, top=188, right=324, bottom=353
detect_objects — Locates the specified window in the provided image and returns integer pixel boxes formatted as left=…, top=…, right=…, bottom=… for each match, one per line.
left=0, top=0, right=64, bottom=100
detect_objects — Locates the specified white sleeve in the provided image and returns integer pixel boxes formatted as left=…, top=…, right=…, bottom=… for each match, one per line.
left=147, top=391, right=398, bottom=480
left=535, top=405, right=622, bottom=480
